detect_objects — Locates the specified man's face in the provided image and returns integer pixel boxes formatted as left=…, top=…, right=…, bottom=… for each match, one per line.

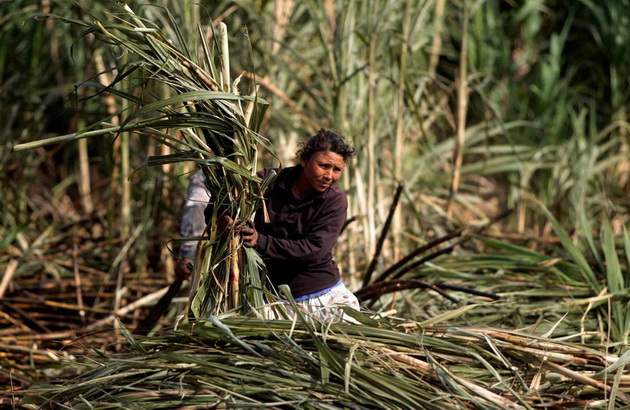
left=300, top=150, right=345, bottom=192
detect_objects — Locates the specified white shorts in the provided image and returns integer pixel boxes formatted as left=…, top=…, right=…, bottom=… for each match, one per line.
left=266, top=283, right=360, bottom=323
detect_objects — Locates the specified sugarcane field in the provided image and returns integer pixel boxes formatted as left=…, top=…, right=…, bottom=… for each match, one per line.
left=2, top=0, right=630, bottom=408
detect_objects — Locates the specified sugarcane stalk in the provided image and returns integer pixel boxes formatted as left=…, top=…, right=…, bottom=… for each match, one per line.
left=428, top=0, right=446, bottom=78
left=0, top=259, right=18, bottom=298
left=363, top=182, right=404, bottom=287
left=393, top=0, right=411, bottom=261
left=356, top=278, right=502, bottom=304
left=133, top=279, right=183, bottom=335
left=121, top=122, right=131, bottom=237
left=446, top=0, right=470, bottom=219
left=380, top=347, right=523, bottom=409
left=365, top=209, right=512, bottom=291
left=72, top=243, right=87, bottom=326
left=271, top=0, right=294, bottom=54
left=78, top=136, right=94, bottom=214
left=218, top=22, right=230, bottom=91
left=370, top=230, right=463, bottom=285
left=228, top=236, right=241, bottom=309
left=182, top=60, right=220, bottom=91
left=390, top=209, right=512, bottom=281
left=366, top=34, right=376, bottom=257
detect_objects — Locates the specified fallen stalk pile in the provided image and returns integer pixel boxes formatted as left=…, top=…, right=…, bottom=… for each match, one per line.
left=0, top=270, right=177, bottom=395
left=12, top=314, right=630, bottom=409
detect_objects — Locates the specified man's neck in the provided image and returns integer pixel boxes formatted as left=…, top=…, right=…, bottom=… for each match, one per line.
left=291, top=170, right=314, bottom=199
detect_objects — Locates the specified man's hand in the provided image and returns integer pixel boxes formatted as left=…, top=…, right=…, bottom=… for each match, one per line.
left=217, top=214, right=234, bottom=234
left=217, top=215, right=246, bottom=235
left=174, top=258, right=193, bottom=281
left=241, top=221, right=258, bottom=248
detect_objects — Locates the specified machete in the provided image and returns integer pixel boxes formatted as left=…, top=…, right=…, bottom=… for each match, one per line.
left=132, top=261, right=191, bottom=335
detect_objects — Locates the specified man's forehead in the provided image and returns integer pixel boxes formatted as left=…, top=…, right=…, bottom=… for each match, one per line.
left=312, top=151, right=344, bottom=162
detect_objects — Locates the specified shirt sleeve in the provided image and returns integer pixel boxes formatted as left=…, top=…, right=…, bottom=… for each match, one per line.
left=254, top=190, right=347, bottom=264
left=179, top=170, right=211, bottom=259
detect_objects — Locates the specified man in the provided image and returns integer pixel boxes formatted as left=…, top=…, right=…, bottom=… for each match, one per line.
left=182, top=129, right=359, bottom=321
left=174, top=169, right=209, bottom=281
left=238, top=129, right=359, bottom=320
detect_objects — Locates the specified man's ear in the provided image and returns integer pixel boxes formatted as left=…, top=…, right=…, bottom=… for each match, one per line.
left=300, top=157, right=307, bottom=168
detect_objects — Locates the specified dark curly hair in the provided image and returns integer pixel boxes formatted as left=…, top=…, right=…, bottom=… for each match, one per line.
left=296, top=129, right=356, bottom=162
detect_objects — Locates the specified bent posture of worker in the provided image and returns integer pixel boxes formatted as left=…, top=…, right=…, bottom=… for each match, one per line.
left=210, top=129, right=359, bottom=321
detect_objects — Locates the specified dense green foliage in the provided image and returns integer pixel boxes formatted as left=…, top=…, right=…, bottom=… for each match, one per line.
left=24, top=314, right=630, bottom=408
left=0, top=0, right=630, bottom=409
left=1, top=1, right=630, bottom=406
left=3, top=0, right=630, bottom=327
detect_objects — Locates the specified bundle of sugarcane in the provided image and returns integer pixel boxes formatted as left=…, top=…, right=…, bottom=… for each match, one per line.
left=12, top=2, right=275, bottom=319
left=17, top=303, right=630, bottom=409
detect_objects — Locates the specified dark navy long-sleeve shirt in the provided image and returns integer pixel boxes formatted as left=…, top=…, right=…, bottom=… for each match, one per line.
left=253, top=166, right=347, bottom=298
